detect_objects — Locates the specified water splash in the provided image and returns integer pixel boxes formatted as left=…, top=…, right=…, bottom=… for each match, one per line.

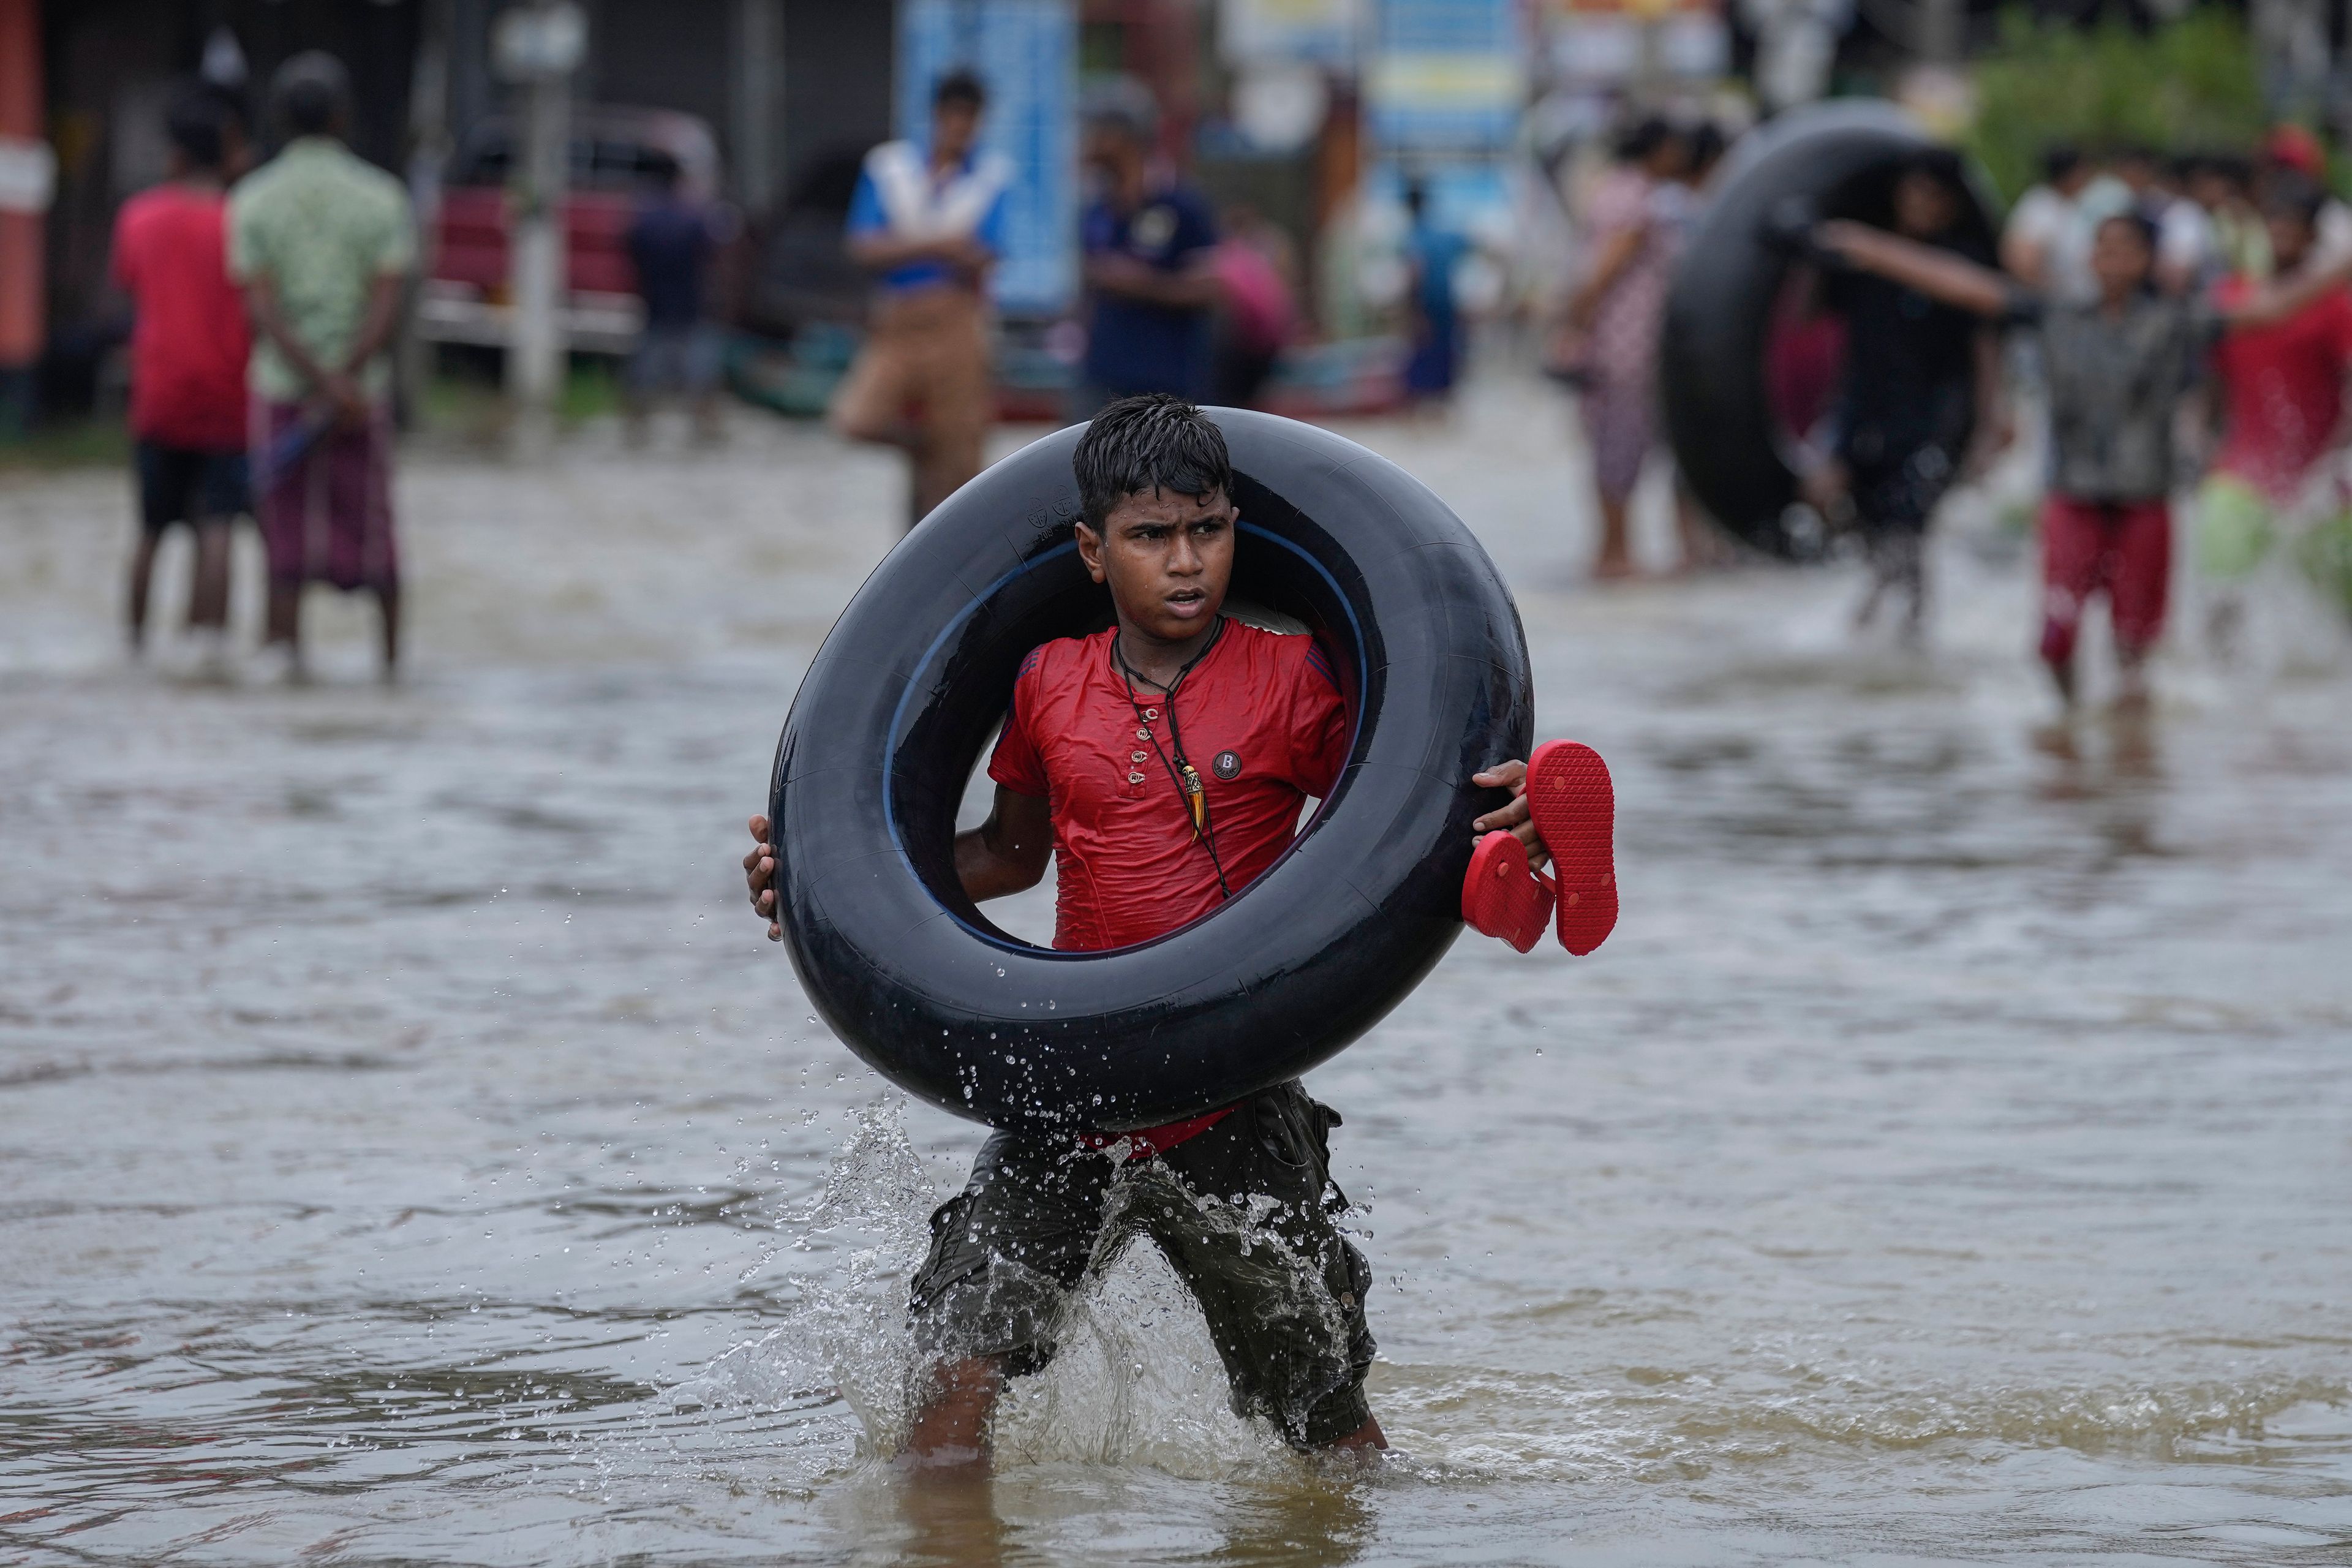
left=679, top=1097, right=1346, bottom=1479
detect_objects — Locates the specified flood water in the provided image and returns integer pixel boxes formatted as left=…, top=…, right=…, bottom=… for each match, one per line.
left=5, top=380, right=2350, bottom=1564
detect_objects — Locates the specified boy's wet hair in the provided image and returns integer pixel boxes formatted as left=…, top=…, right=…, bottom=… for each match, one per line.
left=2263, top=172, right=2328, bottom=227
left=1074, top=395, right=1232, bottom=530
left=165, top=84, right=225, bottom=171
left=933, top=68, right=986, bottom=111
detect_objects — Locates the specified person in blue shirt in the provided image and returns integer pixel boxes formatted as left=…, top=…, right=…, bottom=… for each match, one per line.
left=1076, top=91, right=1221, bottom=415
left=1400, top=180, right=1471, bottom=409
left=625, top=154, right=728, bottom=444
left=832, top=69, right=1012, bottom=526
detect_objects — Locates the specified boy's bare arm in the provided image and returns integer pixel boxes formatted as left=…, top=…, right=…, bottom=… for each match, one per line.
left=1085, top=251, right=1221, bottom=308
left=2218, top=248, right=2352, bottom=328
left=244, top=274, right=358, bottom=418
left=750, top=764, right=1536, bottom=940
left=1814, top=221, right=2011, bottom=319
left=848, top=230, right=992, bottom=276
left=344, top=272, right=405, bottom=378
left=954, top=786, right=1051, bottom=900
left=745, top=789, right=1050, bottom=941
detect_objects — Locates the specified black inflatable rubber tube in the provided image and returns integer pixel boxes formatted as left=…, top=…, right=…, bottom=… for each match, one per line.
left=1660, top=101, right=2001, bottom=558
left=768, top=410, right=1532, bottom=1130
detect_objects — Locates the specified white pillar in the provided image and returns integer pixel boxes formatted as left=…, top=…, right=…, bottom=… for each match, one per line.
left=732, top=0, right=783, bottom=214
left=509, top=69, right=568, bottom=448
left=494, top=0, right=585, bottom=456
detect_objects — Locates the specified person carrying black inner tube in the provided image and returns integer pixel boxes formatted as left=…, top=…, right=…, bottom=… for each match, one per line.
left=1809, top=202, right=2352, bottom=710
left=745, top=395, right=1597, bottom=1466
left=1793, top=153, right=2007, bottom=646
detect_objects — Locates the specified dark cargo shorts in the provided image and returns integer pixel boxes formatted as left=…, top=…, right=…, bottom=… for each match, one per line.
left=908, top=1080, right=1376, bottom=1449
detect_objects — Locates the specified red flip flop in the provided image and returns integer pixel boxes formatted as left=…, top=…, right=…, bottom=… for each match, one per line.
left=1461, top=831, right=1555, bottom=953
left=1526, top=739, right=1617, bottom=956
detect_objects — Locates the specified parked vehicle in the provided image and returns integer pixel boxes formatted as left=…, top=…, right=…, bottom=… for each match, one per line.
left=416, top=107, right=722, bottom=356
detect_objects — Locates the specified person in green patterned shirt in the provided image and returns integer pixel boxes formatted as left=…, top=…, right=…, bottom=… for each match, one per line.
left=229, top=53, right=413, bottom=682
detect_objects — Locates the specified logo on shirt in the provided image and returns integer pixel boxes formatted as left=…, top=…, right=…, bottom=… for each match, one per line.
left=1212, top=750, right=1242, bottom=781
left=1133, top=203, right=1179, bottom=255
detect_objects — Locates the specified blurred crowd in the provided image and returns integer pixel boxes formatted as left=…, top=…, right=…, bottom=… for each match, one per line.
left=1532, top=113, right=2352, bottom=713
left=108, top=49, right=736, bottom=684
left=88, top=41, right=2352, bottom=712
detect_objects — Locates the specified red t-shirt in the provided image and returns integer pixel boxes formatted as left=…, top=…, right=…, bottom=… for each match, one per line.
left=2211, top=274, right=2352, bottom=500
left=110, top=184, right=252, bottom=453
left=988, top=619, right=1351, bottom=1151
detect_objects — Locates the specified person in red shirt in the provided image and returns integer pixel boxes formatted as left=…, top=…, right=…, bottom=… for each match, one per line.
left=745, top=396, right=1549, bottom=1465
left=2196, top=175, right=2352, bottom=651
left=110, top=87, right=252, bottom=668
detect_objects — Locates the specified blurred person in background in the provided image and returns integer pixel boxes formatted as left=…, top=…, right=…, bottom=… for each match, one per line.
left=1817, top=202, right=2352, bottom=708
left=2261, top=126, right=2352, bottom=267
left=2196, top=174, right=2352, bottom=655
left=2149, top=154, right=2219, bottom=295
left=1559, top=116, right=1689, bottom=579
left=1076, top=86, right=1221, bottom=414
left=230, top=52, right=414, bottom=684
left=110, top=85, right=251, bottom=674
left=1400, top=179, right=1470, bottom=413
left=831, top=69, right=1009, bottom=526
left=1210, top=203, right=1295, bottom=409
left=208, top=84, right=256, bottom=182
left=625, top=153, right=730, bottom=447
left=2187, top=153, right=2271, bottom=279
left=2109, top=144, right=2172, bottom=222
left=1802, top=154, right=2004, bottom=645
left=2002, top=145, right=2102, bottom=303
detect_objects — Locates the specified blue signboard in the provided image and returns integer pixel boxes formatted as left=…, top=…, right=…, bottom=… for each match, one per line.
left=897, top=0, right=1077, bottom=316
left=1369, top=0, right=1524, bottom=153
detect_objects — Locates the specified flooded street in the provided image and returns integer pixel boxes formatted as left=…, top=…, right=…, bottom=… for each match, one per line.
left=5, top=376, right=2350, bottom=1564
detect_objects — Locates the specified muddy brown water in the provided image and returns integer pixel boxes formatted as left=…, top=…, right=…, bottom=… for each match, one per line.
left=4, top=389, right=2350, bottom=1564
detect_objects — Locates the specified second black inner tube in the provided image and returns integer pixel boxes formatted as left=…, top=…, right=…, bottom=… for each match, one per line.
left=1661, top=101, right=2002, bottom=559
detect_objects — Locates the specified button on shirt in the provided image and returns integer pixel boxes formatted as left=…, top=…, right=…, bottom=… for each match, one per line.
left=846, top=139, right=1011, bottom=296
left=228, top=137, right=415, bottom=402
left=987, top=621, right=1349, bottom=954
left=1082, top=183, right=1218, bottom=397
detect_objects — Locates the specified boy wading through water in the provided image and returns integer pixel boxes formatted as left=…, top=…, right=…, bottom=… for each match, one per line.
left=1814, top=205, right=2352, bottom=709
left=746, top=396, right=1561, bottom=1464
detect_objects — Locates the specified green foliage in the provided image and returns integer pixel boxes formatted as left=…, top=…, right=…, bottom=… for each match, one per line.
left=0, top=418, right=131, bottom=471
left=1966, top=9, right=2268, bottom=203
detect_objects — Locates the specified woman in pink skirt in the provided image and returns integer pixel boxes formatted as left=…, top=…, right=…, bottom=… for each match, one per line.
left=1561, top=119, right=1691, bottom=579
